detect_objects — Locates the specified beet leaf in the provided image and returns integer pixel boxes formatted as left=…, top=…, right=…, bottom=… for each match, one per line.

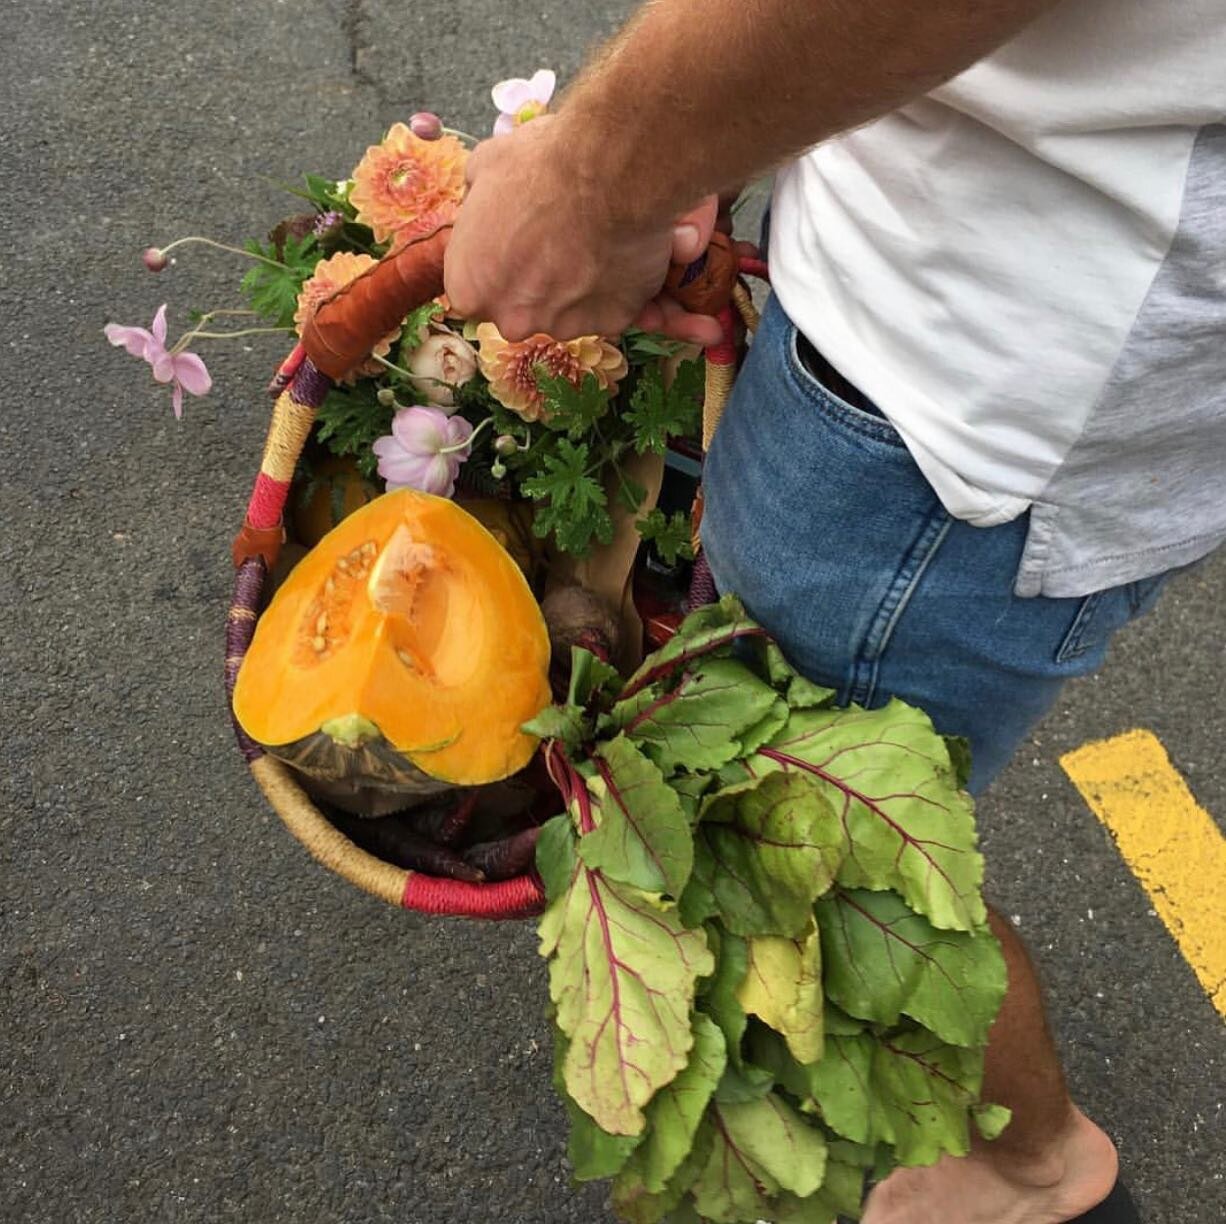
left=539, top=820, right=715, bottom=1135
left=695, top=772, right=845, bottom=938
left=579, top=735, right=694, bottom=898
left=815, top=886, right=1006, bottom=1047
left=748, top=699, right=985, bottom=932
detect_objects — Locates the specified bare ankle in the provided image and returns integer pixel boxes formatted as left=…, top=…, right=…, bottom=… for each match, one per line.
left=977, top=1104, right=1082, bottom=1187
left=978, top=1108, right=1118, bottom=1198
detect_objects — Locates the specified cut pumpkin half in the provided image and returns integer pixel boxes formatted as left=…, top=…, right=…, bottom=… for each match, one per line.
left=233, top=489, right=552, bottom=794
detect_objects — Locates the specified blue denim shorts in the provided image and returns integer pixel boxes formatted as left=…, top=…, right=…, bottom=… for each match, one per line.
left=701, top=293, right=1169, bottom=794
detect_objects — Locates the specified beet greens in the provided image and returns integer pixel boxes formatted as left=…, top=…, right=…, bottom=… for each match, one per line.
left=529, top=595, right=1008, bottom=1224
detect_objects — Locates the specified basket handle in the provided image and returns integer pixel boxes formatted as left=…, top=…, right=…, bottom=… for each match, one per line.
left=300, top=224, right=741, bottom=382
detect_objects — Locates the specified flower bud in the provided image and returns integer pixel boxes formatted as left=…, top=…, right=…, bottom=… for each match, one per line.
left=142, top=247, right=169, bottom=272
left=408, top=332, right=479, bottom=409
left=409, top=111, right=444, bottom=141
left=376, top=387, right=397, bottom=407
left=491, top=459, right=508, bottom=480
left=494, top=434, right=519, bottom=456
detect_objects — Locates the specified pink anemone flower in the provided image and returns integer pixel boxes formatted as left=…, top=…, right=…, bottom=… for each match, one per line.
left=103, top=304, right=212, bottom=419
left=372, top=405, right=474, bottom=498
left=492, top=69, right=556, bottom=136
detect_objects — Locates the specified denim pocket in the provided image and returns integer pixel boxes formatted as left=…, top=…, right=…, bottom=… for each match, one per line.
left=1055, top=573, right=1169, bottom=664
left=784, top=325, right=906, bottom=450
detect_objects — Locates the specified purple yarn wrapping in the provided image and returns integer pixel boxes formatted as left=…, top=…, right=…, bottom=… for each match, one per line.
left=685, top=549, right=718, bottom=611
left=226, top=558, right=267, bottom=763
left=288, top=358, right=332, bottom=410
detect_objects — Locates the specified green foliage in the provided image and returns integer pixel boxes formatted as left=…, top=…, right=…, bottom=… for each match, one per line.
left=625, top=361, right=703, bottom=455
left=531, top=597, right=1008, bottom=1222
left=314, top=382, right=394, bottom=479
left=401, top=300, right=445, bottom=352
left=520, top=438, right=614, bottom=555
left=537, top=370, right=614, bottom=440
left=240, top=233, right=319, bottom=327
left=637, top=508, right=694, bottom=565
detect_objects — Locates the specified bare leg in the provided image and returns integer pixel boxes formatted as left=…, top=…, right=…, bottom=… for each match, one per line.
left=862, top=910, right=1120, bottom=1224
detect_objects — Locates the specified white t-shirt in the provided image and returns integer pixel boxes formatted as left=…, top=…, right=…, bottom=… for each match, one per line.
left=770, top=0, right=1226, bottom=595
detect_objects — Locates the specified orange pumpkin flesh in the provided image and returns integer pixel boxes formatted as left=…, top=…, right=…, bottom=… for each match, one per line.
left=233, top=489, right=552, bottom=788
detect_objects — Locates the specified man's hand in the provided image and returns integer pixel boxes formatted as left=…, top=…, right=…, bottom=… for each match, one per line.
left=444, top=116, right=724, bottom=346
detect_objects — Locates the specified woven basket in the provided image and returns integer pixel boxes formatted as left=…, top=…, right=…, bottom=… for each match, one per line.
left=225, top=224, right=763, bottom=920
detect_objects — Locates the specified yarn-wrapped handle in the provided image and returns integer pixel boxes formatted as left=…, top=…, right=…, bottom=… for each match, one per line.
left=301, top=225, right=452, bottom=381
left=300, top=224, right=741, bottom=382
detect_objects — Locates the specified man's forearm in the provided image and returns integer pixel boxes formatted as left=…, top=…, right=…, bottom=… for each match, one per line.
left=558, top=0, right=1058, bottom=223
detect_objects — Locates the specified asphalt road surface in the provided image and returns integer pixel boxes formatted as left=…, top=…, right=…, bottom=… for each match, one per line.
left=2, top=2, right=1222, bottom=1222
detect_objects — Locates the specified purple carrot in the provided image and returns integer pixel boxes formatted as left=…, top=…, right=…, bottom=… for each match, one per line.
left=463, top=826, right=542, bottom=881
left=327, top=809, right=485, bottom=883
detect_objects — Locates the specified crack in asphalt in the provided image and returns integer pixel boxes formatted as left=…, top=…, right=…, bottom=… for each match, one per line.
left=341, top=0, right=380, bottom=97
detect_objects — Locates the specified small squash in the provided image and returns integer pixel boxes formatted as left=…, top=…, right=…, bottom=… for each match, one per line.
left=456, top=496, right=540, bottom=580
left=233, top=489, right=552, bottom=796
left=293, top=456, right=380, bottom=548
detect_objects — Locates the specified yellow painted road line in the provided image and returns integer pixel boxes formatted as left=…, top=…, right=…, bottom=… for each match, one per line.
left=1060, top=730, right=1226, bottom=1019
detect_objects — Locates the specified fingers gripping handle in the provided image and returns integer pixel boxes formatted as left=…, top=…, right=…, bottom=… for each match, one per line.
left=299, top=224, right=740, bottom=383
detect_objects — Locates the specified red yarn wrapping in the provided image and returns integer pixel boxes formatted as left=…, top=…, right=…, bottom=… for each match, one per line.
left=738, top=256, right=770, bottom=282
left=247, top=472, right=290, bottom=531
left=402, top=871, right=546, bottom=918
left=707, top=306, right=738, bottom=367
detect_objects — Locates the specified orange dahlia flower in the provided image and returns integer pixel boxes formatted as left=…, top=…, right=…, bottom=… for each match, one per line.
left=349, top=123, right=467, bottom=244
left=294, top=251, right=397, bottom=379
left=475, top=325, right=628, bottom=423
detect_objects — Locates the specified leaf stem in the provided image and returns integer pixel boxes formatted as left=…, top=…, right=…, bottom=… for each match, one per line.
left=156, top=235, right=289, bottom=270
left=370, top=352, right=414, bottom=380
left=443, top=125, right=481, bottom=147
left=439, top=416, right=493, bottom=454
left=170, top=326, right=294, bottom=354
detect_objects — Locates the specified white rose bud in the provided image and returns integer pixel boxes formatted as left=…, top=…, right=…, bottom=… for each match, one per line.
left=408, top=333, right=479, bottom=409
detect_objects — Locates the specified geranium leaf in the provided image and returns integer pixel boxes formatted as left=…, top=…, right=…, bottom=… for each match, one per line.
left=698, top=772, right=845, bottom=937
left=539, top=850, right=714, bottom=1135
left=614, top=658, right=781, bottom=773
left=691, top=1096, right=828, bottom=1220
left=638, top=507, right=695, bottom=565
left=622, top=1012, right=727, bottom=1194
left=815, top=887, right=1006, bottom=1047
left=736, top=922, right=825, bottom=1064
left=626, top=359, right=702, bottom=455
left=579, top=736, right=694, bottom=898
left=746, top=700, right=986, bottom=931
left=869, top=1029, right=983, bottom=1166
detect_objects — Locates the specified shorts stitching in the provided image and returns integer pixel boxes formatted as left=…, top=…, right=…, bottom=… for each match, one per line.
left=850, top=508, right=954, bottom=706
